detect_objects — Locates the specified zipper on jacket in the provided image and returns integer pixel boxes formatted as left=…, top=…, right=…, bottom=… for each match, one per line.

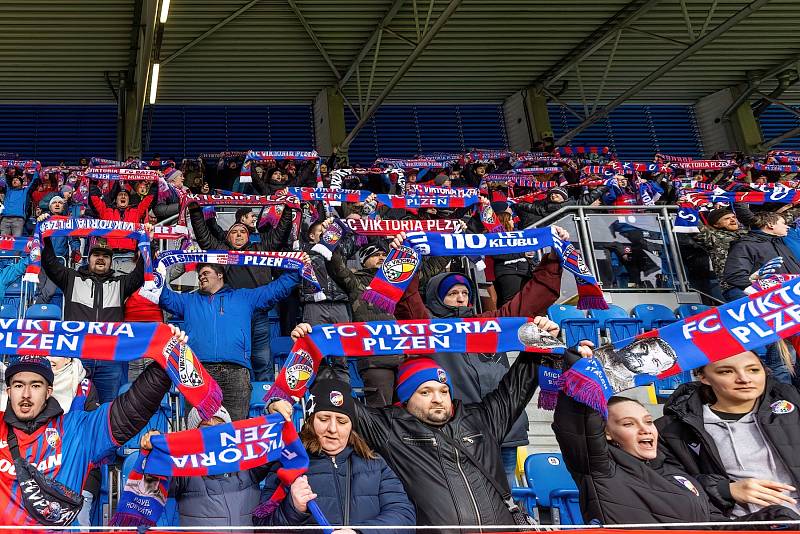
left=462, top=433, right=483, bottom=444
left=331, top=456, right=338, bottom=469
left=402, top=436, right=438, bottom=446
left=454, top=447, right=482, bottom=526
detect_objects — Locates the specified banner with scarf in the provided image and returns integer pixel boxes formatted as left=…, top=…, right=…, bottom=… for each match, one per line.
left=671, top=160, right=737, bottom=170
left=362, top=228, right=607, bottom=313
left=513, top=167, right=563, bottom=175
left=0, top=159, right=41, bottom=172
left=24, top=218, right=153, bottom=283
left=464, top=150, right=513, bottom=162
left=239, top=150, right=321, bottom=183
left=287, top=187, right=370, bottom=203
left=774, top=155, right=800, bottom=164
left=84, top=168, right=162, bottom=181
left=155, top=249, right=321, bottom=295
left=265, top=317, right=567, bottom=404
left=655, top=153, right=696, bottom=163
left=406, top=184, right=480, bottom=197
left=753, top=163, right=800, bottom=173
left=178, top=192, right=300, bottom=226
left=560, top=276, right=800, bottom=417
left=0, top=236, right=33, bottom=255
left=0, top=319, right=221, bottom=419
left=342, top=218, right=461, bottom=236
left=372, top=192, right=480, bottom=209
left=482, top=174, right=554, bottom=189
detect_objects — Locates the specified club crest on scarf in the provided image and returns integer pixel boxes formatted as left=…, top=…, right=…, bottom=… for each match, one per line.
left=322, top=223, right=342, bottom=246
left=163, top=337, right=203, bottom=389
left=286, top=349, right=314, bottom=391
left=381, top=245, right=419, bottom=284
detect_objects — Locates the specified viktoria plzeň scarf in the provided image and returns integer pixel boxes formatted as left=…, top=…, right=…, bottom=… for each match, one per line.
left=0, top=319, right=221, bottom=420
left=265, top=317, right=567, bottom=403
left=112, top=413, right=313, bottom=526
left=561, top=276, right=800, bottom=417
left=361, top=228, right=607, bottom=313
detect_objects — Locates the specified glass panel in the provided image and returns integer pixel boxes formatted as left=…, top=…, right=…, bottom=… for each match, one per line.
left=585, top=213, right=676, bottom=290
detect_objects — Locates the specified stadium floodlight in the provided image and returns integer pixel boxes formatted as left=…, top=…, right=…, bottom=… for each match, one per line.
left=160, top=0, right=171, bottom=23
left=149, top=63, right=160, bottom=104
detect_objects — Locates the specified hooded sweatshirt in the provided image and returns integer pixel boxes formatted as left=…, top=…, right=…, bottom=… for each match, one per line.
left=702, top=405, right=799, bottom=516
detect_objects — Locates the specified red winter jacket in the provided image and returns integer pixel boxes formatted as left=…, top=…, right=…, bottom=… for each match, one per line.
left=88, top=190, right=154, bottom=250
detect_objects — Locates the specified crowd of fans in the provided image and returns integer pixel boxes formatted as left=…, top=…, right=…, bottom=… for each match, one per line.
left=3, top=146, right=800, bottom=528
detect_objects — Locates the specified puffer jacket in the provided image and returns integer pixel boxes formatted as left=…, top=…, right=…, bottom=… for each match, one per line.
left=514, top=186, right=608, bottom=227
left=42, top=238, right=144, bottom=322
left=257, top=446, right=415, bottom=532
left=722, top=230, right=800, bottom=290
left=172, top=466, right=270, bottom=527
left=656, top=380, right=800, bottom=516
left=158, top=273, right=299, bottom=369
left=1, top=177, right=37, bottom=217
left=394, top=254, right=563, bottom=448
left=554, top=392, right=714, bottom=524
left=88, top=185, right=154, bottom=250
left=189, top=204, right=295, bottom=289
left=299, top=245, right=349, bottom=304
left=353, top=351, right=542, bottom=527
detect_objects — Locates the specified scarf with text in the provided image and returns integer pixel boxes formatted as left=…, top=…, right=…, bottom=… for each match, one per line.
left=342, top=217, right=461, bottom=236
left=0, top=235, right=33, bottom=254
left=84, top=168, right=162, bottom=181
left=362, top=228, right=606, bottom=313
left=407, top=185, right=480, bottom=197
left=265, top=317, right=566, bottom=404
left=24, top=218, right=153, bottom=283
left=238, top=150, right=321, bottom=183
left=0, top=319, right=222, bottom=419
left=560, top=277, right=800, bottom=417
left=110, top=451, right=170, bottom=526
left=178, top=192, right=300, bottom=225
left=155, top=249, right=321, bottom=295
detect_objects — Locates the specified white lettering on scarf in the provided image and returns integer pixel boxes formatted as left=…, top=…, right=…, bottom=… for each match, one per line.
left=171, top=423, right=282, bottom=469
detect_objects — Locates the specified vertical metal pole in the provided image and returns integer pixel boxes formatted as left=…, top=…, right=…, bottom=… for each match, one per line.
left=661, top=206, right=689, bottom=292
left=574, top=207, right=600, bottom=286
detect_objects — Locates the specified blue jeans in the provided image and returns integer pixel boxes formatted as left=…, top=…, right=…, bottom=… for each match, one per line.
left=251, top=309, right=273, bottom=382
left=501, top=446, right=518, bottom=489
left=724, top=287, right=792, bottom=384
left=83, top=360, right=128, bottom=403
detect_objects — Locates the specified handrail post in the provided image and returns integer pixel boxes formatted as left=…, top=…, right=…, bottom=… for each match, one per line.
left=574, top=206, right=600, bottom=287
left=660, top=205, right=689, bottom=293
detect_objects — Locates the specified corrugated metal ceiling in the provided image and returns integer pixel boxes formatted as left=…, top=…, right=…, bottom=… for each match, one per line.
left=1, top=0, right=799, bottom=106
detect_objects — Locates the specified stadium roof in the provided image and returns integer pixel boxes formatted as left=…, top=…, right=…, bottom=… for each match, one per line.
left=2, top=0, right=800, bottom=144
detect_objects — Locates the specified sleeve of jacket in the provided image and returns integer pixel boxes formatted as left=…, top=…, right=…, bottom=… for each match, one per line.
left=326, top=249, right=363, bottom=299
left=357, top=459, right=417, bottom=532
left=0, top=256, right=29, bottom=289
left=189, top=205, right=226, bottom=250
left=473, top=351, right=540, bottom=442
left=721, top=240, right=754, bottom=290
left=254, top=469, right=312, bottom=526
left=122, top=253, right=145, bottom=299
left=393, top=274, right=431, bottom=320
left=579, top=186, right=610, bottom=206
left=132, top=186, right=156, bottom=220
left=551, top=391, right=613, bottom=477
left=249, top=271, right=300, bottom=311
left=88, top=187, right=113, bottom=219
left=158, top=284, right=187, bottom=318
left=733, top=202, right=756, bottom=229
left=478, top=252, right=562, bottom=318
left=258, top=206, right=294, bottom=251
left=353, top=402, right=391, bottom=454
left=108, top=363, right=172, bottom=445
left=41, top=237, right=69, bottom=290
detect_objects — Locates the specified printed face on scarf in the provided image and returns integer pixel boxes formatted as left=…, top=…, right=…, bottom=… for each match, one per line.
left=443, top=284, right=471, bottom=307
left=89, top=250, right=112, bottom=275
left=605, top=399, right=658, bottom=460
left=312, top=411, right=352, bottom=456
left=136, top=181, right=150, bottom=196
left=714, top=213, right=739, bottom=232
left=615, top=338, right=677, bottom=376
left=698, top=351, right=765, bottom=409
left=407, top=382, right=452, bottom=426
left=7, top=372, right=52, bottom=421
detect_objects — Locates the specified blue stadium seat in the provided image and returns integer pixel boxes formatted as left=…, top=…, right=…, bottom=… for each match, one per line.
left=511, top=453, right=583, bottom=525
left=588, top=304, right=642, bottom=342
left=547, top=304, right=599, bottom=347
left=24, top=303, right=61, bottom=320
left=249, top=381, right=273, bottom=417
left=675, top=303, right=711, bottom=320
left=632, top=304, right=677, bottom=331
left=271, top=335, right=295, bottom=374
left=654, top=370, right=694, bottom=399
left=0, top=303, right=17, bottom=318
left=348, top=358, right=365, bottom=399
left=5, top=281, right=22, bottom=297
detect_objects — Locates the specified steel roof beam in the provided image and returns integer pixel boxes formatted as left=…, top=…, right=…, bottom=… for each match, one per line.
left=761, top=125, right=800, bottom=150
left=162, top=0, right=262, bottom=67
left=287, top=0, right=341, bottom=79
left=340, top=0, right=463, bottom=151
left=556, top=0, right=772, bottom=145
left=338, top=0, right=406, bottom=89
left=533, top=0, right=661, bottom=90
left=720, top=53, right=800, bottom=122
left=124, top=0, right=158, bottom=158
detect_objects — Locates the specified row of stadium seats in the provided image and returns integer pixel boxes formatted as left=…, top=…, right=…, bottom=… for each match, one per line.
left=0, top=302, right=62, bottom=319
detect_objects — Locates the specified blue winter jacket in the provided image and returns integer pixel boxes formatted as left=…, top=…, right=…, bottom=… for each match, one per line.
left=158, top=271, right=299, bottom=369
left=0, top=256, right=29, bottom=302
left=2, top=177, right=36, bottom=217
left=257, top=446, right=415, bottom=533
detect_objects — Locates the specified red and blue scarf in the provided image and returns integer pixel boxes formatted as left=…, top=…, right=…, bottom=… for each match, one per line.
left=362, top=228, right=607, bottom=313
left=0, top=319, right=222, bottom=420
left=561, top=276, right=800, bottom=417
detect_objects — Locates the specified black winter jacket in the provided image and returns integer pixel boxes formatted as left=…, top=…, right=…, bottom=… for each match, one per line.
left=353, top=351, right=541, bottom=527
left=258, top=446, right=415, bottom=532
left=514, top=186, right=609, bottom=227
left=189, top=205, right=294, bottom=289
left=553, top=392, right=714, bottom=524
left=42, top=238, right=144, bottom=322
left=656, top=381, right=800, bottom=515
left=721, top=230, right=800, bottom=290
